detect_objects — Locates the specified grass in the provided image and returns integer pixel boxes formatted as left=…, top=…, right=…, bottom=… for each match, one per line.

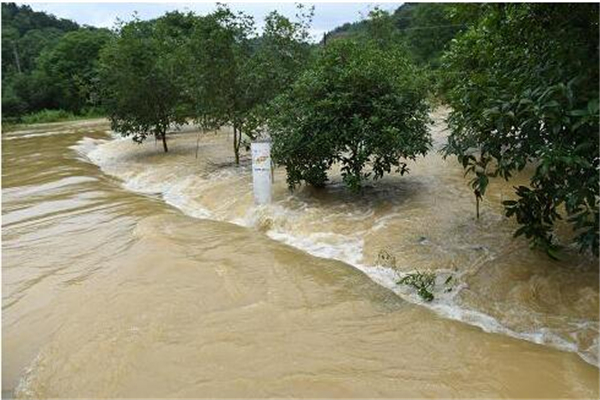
left=3, top=108, right=105, bottom=129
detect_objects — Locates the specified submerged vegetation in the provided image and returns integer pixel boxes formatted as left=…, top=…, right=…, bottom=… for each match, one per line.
left=397, top=271, right=436, bottom=302
left=376, top=249, right=450, bottom=302
left=2, top=3, right=598, bottom=257
left=443, top=3, right=599, bottom=256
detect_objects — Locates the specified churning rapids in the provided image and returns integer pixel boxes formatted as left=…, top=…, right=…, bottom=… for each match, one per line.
left=3, top=110, right=599, bottom=398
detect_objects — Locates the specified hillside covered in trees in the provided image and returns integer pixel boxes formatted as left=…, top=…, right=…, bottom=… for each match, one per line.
left=326, top=3, right=465, bottom=67
left=2, top=3, right=112, bottom=121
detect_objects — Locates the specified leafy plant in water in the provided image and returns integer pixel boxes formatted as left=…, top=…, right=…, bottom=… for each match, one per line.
left=397, top=271, right=436, bottom=302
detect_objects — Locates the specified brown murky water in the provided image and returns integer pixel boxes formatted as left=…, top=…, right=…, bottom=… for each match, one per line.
left=3, top=112, right=599, bottom=398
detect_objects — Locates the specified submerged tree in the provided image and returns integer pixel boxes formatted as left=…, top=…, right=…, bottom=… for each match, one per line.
left=185, top=4, right=313, bottom=164
left=99, top=17, right=186, bottom=152
left=443, top=3, right=599, bottom=256
left=241, top=6, right=314, bottom=139
left=269, top=39, right=431, bottom=191
left=184, top=5, right=256, bottom=164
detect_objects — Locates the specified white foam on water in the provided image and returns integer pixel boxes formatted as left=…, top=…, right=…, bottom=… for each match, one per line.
left=5, top=129, right=77, bottom=140
left=71, top=134, right=599, bottom=368
left=268, top=230, right=365, bottom=266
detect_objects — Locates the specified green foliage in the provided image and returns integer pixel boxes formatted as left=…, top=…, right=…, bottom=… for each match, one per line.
left=1, top=83, right=27, bottom=118
left=327, top=3, right=463, bottom=68
left=2, top=2, right=78, bottom=75
left=183, top=4, right=256, bottom=162
left=242, top=6, right=314, bottom=137
left=2, top=3, right=110, bottom=120
left=443, top=4, right=599, bottom=256
left=37, top=28, right=113, bottom=112
left=397, top=271, right=436, bottom=302
left=99, top=17, right=186, bottom=152
left=21, top=109, right=74, bottom=124
left=398, top=3, right=463, bottom=68
left=269, top=39, right=431, bottom=191
left=363, top=7, right=400, bottom=49
left=397, top=271, right=455, bottom=301
left=184, top=4, right=313, bottom=163
left=19, top=108, right=101, bottom=124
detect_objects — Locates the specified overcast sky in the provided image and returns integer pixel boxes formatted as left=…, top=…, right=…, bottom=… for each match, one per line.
left=18, top=2, right=403, bottom=40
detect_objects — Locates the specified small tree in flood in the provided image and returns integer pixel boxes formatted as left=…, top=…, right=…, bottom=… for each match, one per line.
left=99, top=17, right=186, bottom=152
left=185, top=4, right=313, bottom=164
left=184, top=5, right=256, bottom=164
left=268, top=39, right=431, bottom=191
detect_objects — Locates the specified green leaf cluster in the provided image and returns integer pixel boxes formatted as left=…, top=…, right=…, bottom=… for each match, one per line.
left=98, top=17, right=187, bottom=152
left=183, top=4, right=314, bottom=163
left=397, top=271, right=436, bottom=302
left=442, top=4, right=599, bottom=256
left=268, top=39, right=431, bottom=191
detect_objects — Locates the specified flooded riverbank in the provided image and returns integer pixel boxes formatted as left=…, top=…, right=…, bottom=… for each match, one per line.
left=3, top=113, right=598, bottom=398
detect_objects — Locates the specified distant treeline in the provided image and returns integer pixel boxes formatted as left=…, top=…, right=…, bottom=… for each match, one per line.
left=2, top=3, right=112, bottom=121
left=326, top=3, right=464, bottom=68
left=1, top=2, right=464, bottom=123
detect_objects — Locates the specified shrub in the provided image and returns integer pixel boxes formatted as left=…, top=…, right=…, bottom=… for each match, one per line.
left=268, top=39, right=431, bottom=191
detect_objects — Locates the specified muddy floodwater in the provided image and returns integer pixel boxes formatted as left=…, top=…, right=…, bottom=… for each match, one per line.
left=3, top=111, right=599, bottom=398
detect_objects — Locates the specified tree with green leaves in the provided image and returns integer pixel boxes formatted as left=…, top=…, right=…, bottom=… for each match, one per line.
left=443, top=3, right=599, bottom=257
left=2, top=2, right=82, bottom=120
left=401, top=3, right=462, bottom=68
left=185, top=4, right=313, bottom=164
left=1, top=2, right=79, bottom=75
left=184, top=5, right=255, bottom=163
left=268, top=39, right=431, bottom=191
left=99, top=17, right=186, bottom=152
left=241, top=6, right=314, bottom=139
left=36, top=28, right=112, bottom=112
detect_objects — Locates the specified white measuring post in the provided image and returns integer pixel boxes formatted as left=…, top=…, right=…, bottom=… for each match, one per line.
left=251, top=140, right=272, bottom=205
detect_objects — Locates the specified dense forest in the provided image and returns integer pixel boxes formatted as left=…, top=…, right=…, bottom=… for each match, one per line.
left=326, top=3, right=463, bottom=67
left=1, top=3, right=598, bottom=258
left=2, top=3, right=111, bottom=121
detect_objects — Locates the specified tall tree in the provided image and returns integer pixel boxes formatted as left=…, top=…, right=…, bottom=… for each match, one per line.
left=240, top=6, right=314, bottom=139
left=186, top=4, right=313, bottom=164
left=402, top=3, right=461, bottom=67
left=2, top=2, right=82, bottom=120
left=184, top=4, right=255, bottom=163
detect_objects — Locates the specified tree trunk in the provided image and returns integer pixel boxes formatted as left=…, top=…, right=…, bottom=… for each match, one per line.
left=195, top=127, right=203, bottom=159
left=12, top=42, right=21, bottom=74
left=236, top=127, right=242, bottom=165
left=161, top=131, right=168, bottom=153
left=233, top=125, right=240, bottom=165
